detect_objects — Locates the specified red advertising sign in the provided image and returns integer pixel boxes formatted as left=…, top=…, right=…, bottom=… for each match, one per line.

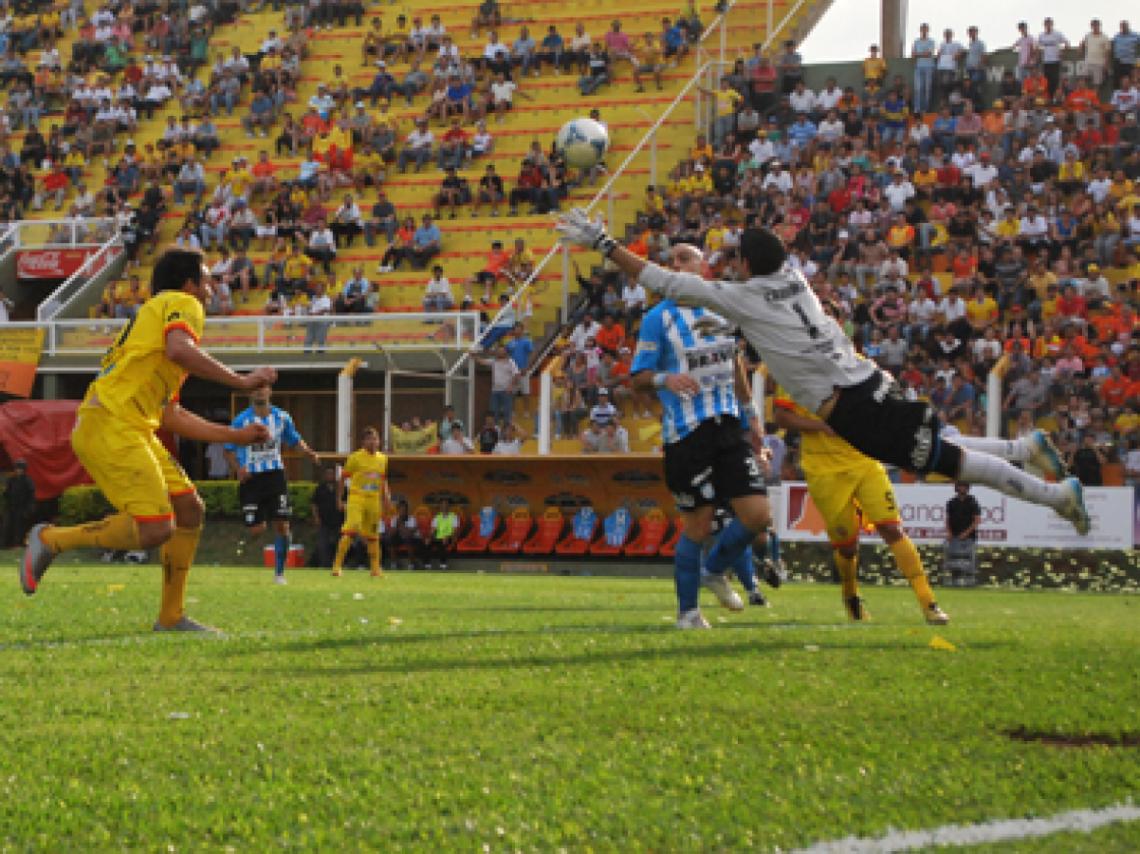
left=16, top=248, right=100, bottom=280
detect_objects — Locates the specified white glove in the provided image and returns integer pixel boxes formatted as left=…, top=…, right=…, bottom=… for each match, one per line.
left=555, top=208, right=618, bottom=255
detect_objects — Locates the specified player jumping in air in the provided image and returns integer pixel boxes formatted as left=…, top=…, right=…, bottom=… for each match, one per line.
left=629, top=242, right=770, bottom=628
left=331, top=426, right=390, bottom=578
left=556, top=209, right=1085, bottom=587
left=19, top=248, right=277, bottom=631
left=224, top=387, right=320, bottom=585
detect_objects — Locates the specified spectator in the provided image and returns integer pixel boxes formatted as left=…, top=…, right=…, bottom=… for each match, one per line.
left=382, top=500, right=423, bottom=569
left=476, top=414, right=500, bottom=453
left=409, top=214, right=442, bottom=269
left=476, top=344, right=521, bottom=424
left=423, top=265, right=454, bottom=312
left=336, top=267, right=373, bottom=314
left=492, top=422, right=528, bottom=454
left=912, top=23, right=936, bottom=113
left=310, top=467, right=344, bottom=568
left=504, top=322, right=533, bottom=372
left=424, top=499, right=460, bottom=570
left=439, top=423, right=475, bottom=455
left=304, top=280, right=333, bottom=353
left=580, top=417, right=629, bottom=453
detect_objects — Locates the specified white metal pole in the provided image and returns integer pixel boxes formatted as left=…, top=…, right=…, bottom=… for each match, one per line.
left=538, top=372, right=552, bottom=455
left=467, top=355, right=476, bottom=436
left=607, top=188, right=615, bottom=233
left=767, top=0, right=773, bottom=42
left=336, top=370, right=353, bottom=454
left=719, top=13, right=726, bottom=68
left=986, top=369, right=1003, bottom=438
left=383, top=369, right=393, bottom=451
left=752, top=369, right=765, bottom=424
left=561, top=242, right=570, bottom=322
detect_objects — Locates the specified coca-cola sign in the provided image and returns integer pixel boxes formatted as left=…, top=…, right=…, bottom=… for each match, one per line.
left=17, top=248, right=99, bottom=280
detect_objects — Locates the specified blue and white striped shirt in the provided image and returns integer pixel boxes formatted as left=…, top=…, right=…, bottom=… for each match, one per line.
left=631, top=300, right=740, bottom=444
left=226, top=405, right=303, bottom=473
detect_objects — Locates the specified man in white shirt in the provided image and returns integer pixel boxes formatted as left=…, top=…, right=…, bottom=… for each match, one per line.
left=935, top=29, right=963, bottom=104
left=1037, top=18, right=1069, bottom=96
left=398, top=120, right=435, bottom=172
left=966, top=152, right=999, bottom=188
left=1018, top=205, right=1049, bottom=250
left=882, top=171, right=916, bottom=212
left=909, top=292, right=939, bottom=340
left=440, top=423, right=475, bottom=455
left=569, top=312, right=601, bottom=350
left=303, top=280, right=332, bottom=353
left=938, top=287, right=968, bottom=326
left=815, top=79, right=842, bottom=113
left=1081, top=19, right=1112, bottom=86
left=423, top=264, right=454, bottom=311
left=621, top=279, right=647, bottom=317
left=788, top=82, right=816, bottom=116
left=1013, top=21, right=1036, bottom=81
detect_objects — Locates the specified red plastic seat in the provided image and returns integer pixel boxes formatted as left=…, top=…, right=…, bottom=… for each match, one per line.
left=488, top=508, right=534, bottom=554
left=590, top=508, right=633, bottom=556
left=456, top=507, right=499, bottom=554
left=657, top=518, right=684, bottom=558
left=623, top=508, right=671, bottom=557
left=522, top=507, right=564, bottom=555
left=555, top=507, right=598, bottom=555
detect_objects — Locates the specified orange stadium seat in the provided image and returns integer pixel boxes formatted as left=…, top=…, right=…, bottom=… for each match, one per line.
left=555, top=507, right=598, bottom=555
left=657, top=519, right=684, bottom=558
left=488, top=508, right=534, bottom=555
left=522, top=507, right=565, bottom=555
left=623, top=508, right=671, bottom=557
left=457, top=507, right=499, bottom=554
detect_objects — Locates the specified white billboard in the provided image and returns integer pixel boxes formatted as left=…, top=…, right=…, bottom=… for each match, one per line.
left=774, top=482, right=1134, bottom=550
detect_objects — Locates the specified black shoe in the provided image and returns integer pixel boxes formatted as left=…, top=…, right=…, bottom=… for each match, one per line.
left=748, top=589, right=768, bottom=607
left=845, top=596, right=870, bottom=622
left=754, top=554, right=782, bottom=589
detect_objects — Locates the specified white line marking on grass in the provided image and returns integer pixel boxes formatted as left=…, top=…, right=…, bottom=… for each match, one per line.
left=793, top=801, right=1140, bottom=853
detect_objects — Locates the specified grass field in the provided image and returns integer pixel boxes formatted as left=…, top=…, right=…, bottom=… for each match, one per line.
left=1, top=564, right=1137, bottom=852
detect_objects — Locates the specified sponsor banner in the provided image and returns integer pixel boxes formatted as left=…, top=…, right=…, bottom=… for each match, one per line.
left=16, top=248, right=100, bottom=280
left=0, top=327, right=46, bottom=397
left=777, top=482, right=1133, bottom=550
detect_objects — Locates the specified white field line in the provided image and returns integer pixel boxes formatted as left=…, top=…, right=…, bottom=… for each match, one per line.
left=792, top=801, right=1140, bottom=853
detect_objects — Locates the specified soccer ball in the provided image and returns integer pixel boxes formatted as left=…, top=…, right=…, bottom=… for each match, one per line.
left=556, top=118, right=610, bottom=169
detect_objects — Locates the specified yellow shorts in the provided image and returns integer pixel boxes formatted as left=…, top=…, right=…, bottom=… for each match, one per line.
left=804, top=459, right=900, bottom=548
left=342, top=499, right=382, bottom=540
left=71, top=405, right=194, bottom=522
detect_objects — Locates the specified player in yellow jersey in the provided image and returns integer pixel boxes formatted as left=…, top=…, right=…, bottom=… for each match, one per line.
left=772, top=385, right=950, bottom=626
left=332, top=426, right=390, bottom=578
left=19, top=248, right=278, bottom=632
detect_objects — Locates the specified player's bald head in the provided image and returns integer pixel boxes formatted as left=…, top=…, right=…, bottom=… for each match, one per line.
left=739, top=226, right=786, bottom=276
left=671, top=242, right=704, bottom=274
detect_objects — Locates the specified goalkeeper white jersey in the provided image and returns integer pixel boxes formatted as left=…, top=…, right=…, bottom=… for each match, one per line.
left=637, top=265, right=876, bottom=412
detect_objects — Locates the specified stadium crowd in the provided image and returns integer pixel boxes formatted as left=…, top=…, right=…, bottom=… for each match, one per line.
left=0, top=2, right=1137, bottom=486
left=547, top=17, right=1138, bottom=484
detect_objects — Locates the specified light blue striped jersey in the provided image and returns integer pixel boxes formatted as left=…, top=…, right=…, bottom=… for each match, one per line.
left=631, top=299, right=740, bottom=444
left=225, top=405, right=303, bottom=473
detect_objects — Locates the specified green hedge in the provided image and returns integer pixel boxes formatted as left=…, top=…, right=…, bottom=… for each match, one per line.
left=59, top=480, right=317, bottom=525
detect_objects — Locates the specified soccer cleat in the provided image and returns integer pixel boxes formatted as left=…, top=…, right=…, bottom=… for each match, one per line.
left=370, top=569, right=383, bottom=578
left=273, top=575, right=287, bottom=585
left=19, top=524, right=54, bottom=596
left=924, top=603, right=950, bottom=625
left=676, top=608, right=711, bottom=629
left=1028, top=429, right=1066, bottom=481
left=701, top=571, right=744, bottom=612
left=845, top=596, right=870, bottom=622
left=1058, top=476, right=1091, bottom=536
left=153, top=616, right=221, bottom=633
left=754, top=554, right=784, bottom=589
left=748, top=589, right=769, bottom=607
left=331, top=568, right=342, bottom=577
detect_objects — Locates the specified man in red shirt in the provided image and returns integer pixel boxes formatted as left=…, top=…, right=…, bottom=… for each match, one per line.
left=594, top=313, right=625, bottom=356
left=1055, top=284, right=1088, bottom=321
left=469, top=240, right=511, bottom=304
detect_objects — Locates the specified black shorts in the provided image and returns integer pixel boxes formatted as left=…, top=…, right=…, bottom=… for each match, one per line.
left=239, top=469, right=292, bottom=527
left=825, top=370, right=945, bottom=475
left=664, top=416, right=766, bottom=511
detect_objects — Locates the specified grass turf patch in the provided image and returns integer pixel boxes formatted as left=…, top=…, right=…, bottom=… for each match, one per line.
left=1, top=565, right=1137, bottom=851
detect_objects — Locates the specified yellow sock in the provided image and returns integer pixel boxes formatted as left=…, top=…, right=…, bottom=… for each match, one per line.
left=890, top=537, right=935, bottom=610
left=41, top=513, right=142, bottom=554
left=332, top=535, right=352, bottom=574
left=158, top=526, right=201, bottom=627
left=834, top=550, right=859, bottom=600
left=367, top=540, right=382, bottom=576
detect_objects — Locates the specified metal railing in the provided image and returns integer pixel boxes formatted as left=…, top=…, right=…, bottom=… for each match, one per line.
left=445, top=0, right=769, bottom=383
left=6, top=217, right=118, bottom=249
left=3, top=311, right=483, bottom=360
left=38, top=240, right=128, bottom=321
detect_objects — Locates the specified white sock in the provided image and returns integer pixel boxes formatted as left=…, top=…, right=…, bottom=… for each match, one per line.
left=950, top=435, right=1029, bottom=463
left=956, top=449, right=1065, bottom=510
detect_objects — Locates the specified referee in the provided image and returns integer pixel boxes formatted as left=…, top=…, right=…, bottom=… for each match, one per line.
left=557, top=208, right=1090, bottom=577
left=224, top=387, right=319, bottom=584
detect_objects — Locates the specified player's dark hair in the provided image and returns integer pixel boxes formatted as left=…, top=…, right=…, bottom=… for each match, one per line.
left=739, top=227, right=787, bottom=276
left=151, top=248, right=205, bottom=294
left=361, top=426, right=379, bottom=438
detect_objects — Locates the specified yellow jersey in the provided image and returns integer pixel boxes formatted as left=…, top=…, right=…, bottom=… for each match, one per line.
left=343, top=449, right=388, bottom=504
left=85, top=290, right=205, bottom=431
left=773, top=386, right=870, bottom=475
